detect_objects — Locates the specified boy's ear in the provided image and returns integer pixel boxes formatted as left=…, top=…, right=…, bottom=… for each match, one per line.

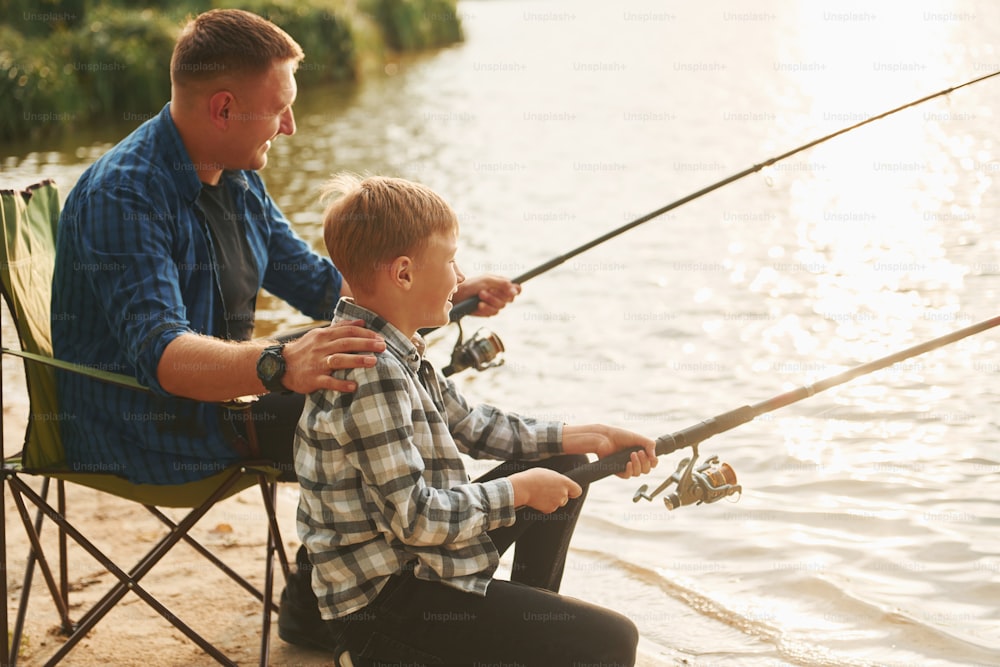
left=390, top=256, right=413, bottom=290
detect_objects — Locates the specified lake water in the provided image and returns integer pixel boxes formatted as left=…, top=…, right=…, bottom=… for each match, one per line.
left=3, top=1, right=1000, bottom=665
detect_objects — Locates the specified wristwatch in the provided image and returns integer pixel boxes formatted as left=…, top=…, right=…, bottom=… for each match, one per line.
left=256, top=344, right=290, bottom=394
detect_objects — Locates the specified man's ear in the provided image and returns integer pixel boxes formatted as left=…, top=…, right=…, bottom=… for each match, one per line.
left=390, top=256, right=413, bottom=290
left=208, top=90, right=234, bottom=130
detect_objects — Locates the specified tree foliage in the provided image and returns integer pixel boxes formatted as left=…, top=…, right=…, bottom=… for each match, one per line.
left=1, top=0, right=462, bottom=141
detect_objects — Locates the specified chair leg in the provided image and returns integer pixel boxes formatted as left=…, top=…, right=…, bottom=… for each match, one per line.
left=145, top=505, right=268, bottom=603
left=7, top=476, right=74, bottom=631
left=259, top=474, right=291, bottom=583
left=5, top=468, right=285, bottom=666
left=60, top=472, right=247, bottom=665
left=57, top=480, right=68, bottom=608
left=260, top=478, right=276, bottom=667
left=2, top=471, right=9, bottom=666
left=10, top=470, right=245, bottom=666
left=9, top=475, right=76, bottom=667
left=149, top=472, right=289, bottom=667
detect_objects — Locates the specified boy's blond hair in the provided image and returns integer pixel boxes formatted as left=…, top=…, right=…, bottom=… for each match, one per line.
left=321, top=174, right=459, bottom=294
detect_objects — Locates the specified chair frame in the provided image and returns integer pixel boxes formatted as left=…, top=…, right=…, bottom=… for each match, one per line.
left=1, top=181, right=292, bottom=666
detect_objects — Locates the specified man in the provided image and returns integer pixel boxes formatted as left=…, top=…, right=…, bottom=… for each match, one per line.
left=52, top=8, right=518, bottom=485
left=50, top=9, right=519, bottom=656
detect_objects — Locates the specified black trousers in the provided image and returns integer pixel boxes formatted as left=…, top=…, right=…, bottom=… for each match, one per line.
left=334, top=567, right=638, bottom=667
left=322, top=455, right=638, bottom=666
left=243, top=391, right=305, bottom=480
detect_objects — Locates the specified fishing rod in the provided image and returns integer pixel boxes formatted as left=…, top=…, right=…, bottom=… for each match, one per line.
left=440, top=70, right=1000, bottom=377
left=445, top=69, right=1000, bottom=327
left=564, top=315, right=1000, bottom=508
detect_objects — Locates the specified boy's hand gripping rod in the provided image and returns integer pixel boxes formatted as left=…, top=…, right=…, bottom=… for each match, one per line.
left=564, top=316, right=1000, bottom=505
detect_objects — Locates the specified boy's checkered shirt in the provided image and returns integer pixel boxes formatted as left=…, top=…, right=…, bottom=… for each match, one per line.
left=294, top=298, right=564, bottom=619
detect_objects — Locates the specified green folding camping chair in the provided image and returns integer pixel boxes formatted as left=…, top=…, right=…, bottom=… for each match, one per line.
left=0, top=180, right=291, bottom=666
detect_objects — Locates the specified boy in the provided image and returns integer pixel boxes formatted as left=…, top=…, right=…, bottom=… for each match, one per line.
left=294, top=174, right=657, bottom=665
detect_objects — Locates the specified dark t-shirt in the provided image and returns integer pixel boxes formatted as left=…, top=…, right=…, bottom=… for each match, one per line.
left=197, top=181, right=258, bottom=341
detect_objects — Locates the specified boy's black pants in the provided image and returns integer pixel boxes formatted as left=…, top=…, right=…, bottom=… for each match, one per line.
left=294, top=454, right=638, bottom=666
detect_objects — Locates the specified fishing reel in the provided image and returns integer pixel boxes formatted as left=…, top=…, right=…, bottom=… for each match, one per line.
left=442, top=322, right=505, bottom=376
left=633, top=443, right=741, bottom=511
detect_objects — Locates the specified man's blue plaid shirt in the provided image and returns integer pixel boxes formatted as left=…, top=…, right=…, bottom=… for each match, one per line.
left=51, top=103, right=343, bottom=484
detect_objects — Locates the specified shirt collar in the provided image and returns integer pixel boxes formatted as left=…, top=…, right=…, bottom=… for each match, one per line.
left=157, top=103, right=202, bottom=205
left=158, top=103, right=249, bottom=203
left=333, top=298, right=426, bottom=373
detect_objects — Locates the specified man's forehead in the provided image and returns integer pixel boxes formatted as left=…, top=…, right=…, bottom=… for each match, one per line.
left=224, top=60, right=296, bottom=104
left=264, top=61, right=297, bottom=97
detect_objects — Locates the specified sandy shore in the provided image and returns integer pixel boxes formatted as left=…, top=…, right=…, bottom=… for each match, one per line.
left=3, top=483, right=669, bottom=667
left=2, top=319, right=670, bottom=666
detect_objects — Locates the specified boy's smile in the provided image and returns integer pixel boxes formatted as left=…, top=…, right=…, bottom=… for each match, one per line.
left=411, top=231, right=465, bottom=329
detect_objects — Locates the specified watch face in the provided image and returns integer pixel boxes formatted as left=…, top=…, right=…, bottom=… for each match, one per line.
left=258, top=347, right=286, bottom=387
left=259, top=353, right=280, bottom=379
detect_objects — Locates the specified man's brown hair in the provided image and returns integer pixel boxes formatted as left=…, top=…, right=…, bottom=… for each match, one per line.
left=321, top=174, right=459, bottom=295
left=171, top=9, right=304, bottom=87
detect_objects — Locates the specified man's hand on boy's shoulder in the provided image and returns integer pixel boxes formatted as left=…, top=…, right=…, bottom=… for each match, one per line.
left=455, top=274, right=522, bottom=317
left=281, top=319, right=386, bottom=394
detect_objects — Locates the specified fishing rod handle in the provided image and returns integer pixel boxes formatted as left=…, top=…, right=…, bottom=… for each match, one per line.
left=564, top=446, right=647, bottom=485
left=561, top=432, right=714, bottom=486
left=449, top=296, right=481, bottom=321
left=563, top=405, right=757, bottom=485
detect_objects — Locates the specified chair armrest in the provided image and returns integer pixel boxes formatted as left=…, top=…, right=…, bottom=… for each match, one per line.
left=2, top=347, right=259, bottom=408
left=3, top=347, right=147, bottom=391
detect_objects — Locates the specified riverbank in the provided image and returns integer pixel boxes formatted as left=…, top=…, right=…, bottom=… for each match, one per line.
left=1, top=480, right=673, bottom=665
left=1, top=0, right=463, bottom=142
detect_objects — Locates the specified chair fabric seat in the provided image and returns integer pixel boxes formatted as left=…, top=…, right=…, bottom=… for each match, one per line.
left=6, top=458, right=281, bottom=508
